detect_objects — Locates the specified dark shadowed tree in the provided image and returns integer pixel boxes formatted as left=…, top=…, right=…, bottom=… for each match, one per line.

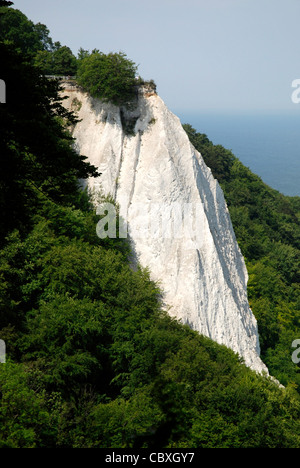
left=0, top=42, right=99, bottom=244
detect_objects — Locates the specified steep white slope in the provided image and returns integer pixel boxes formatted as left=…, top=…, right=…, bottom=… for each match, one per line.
left=62, top=85, right=268, bottom=374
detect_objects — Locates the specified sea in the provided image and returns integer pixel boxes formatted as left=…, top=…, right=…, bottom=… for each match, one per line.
left=175, top=112, right=300, bottom=197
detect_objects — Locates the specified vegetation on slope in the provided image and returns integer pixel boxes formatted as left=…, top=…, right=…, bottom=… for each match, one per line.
left=183, top=124, right=300, bottom=389
left=77, top=50, right=138, bottom=107
left=1, top=2, right=300, bottom=448
left=0, top=3, right=77, bottom=75
left=0, top=4, right=149, bottom=109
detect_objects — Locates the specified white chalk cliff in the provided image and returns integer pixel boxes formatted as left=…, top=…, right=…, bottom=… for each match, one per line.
left=62, top=83, right=268, bottom=374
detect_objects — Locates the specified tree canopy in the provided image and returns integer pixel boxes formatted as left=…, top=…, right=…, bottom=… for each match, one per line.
left=0, top=5, right=77, bottom=75
left=0, top=6, right=52, bottom=56
left=34, top=43, right=77, bottom=76
left=1, top=2, right=300, bottom=449
left=77, top=51, right=138, bottom=106
left=183, top=124, right=300, bottom=389
left=0, top=41, right=99, bottom=245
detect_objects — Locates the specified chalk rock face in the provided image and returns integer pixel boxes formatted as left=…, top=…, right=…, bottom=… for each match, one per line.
left=62, top=84, right=268, bottom=374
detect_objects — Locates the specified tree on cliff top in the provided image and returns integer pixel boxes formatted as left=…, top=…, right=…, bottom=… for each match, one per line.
left=0, top=4, right=77, bottom=75
left=0, top=42, right=100, bottom=245
left=77, top=51, right=138, bottom=106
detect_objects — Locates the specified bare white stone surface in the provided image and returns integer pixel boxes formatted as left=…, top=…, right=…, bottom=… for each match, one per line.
left=62, top=86, right=269, bottom=374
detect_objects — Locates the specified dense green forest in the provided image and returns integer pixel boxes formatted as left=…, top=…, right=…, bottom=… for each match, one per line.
left=1, top=2, right=300, bottom=448
left=183, top=125, right=300, bottom=388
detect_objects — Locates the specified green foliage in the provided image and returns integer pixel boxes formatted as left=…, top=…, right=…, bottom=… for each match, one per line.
left=0, top=6, right=50, bottom=56
left=0, top=42, right=99, bottom=244
left=153, top=336, right=300, bottom=448
left=183, top=124, right=300, bottom=389
left=0, top=1, right=13, bottom=8
left=0, top=5, right=77, bottom=75
left=0, top=361, right=58, bottom=448
left=34, top=43, right=77, bottom=76
left=77, top=51, right=138, bottom=106
left=183, top=123, right=235, bottom=182
left=1, top=4, right=300, bottom=448
left=1, top=192, right=300, bottom=447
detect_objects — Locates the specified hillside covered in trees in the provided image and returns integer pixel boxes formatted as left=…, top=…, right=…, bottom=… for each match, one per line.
left=0, top=2, right=300, bottom=448
left=183, top=125, right=300, bottom=388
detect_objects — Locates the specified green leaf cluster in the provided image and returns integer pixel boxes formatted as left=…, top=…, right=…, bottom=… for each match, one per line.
left=34, top=44, right=78, bottom=76
left=0, top=41, right=99, bottom=245
left=0, top=5, right=143, bottom=110
left=1, top=2, right=300, bottom=449
left=0, top=49, right=300, bottom=449
left=0, top=6, right=77, bottom=75
left=183, top=124, right=300, bottom=389
left=2, top=207, right=300, bottom=447
left=77, top=51, right=138, bottom=107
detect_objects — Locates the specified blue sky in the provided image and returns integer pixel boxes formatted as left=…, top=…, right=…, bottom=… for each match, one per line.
left=10, top=0, right=300, bottom=114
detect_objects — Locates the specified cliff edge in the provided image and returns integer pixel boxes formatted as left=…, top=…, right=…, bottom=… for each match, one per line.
left=62, top=84, right=269, bottom=375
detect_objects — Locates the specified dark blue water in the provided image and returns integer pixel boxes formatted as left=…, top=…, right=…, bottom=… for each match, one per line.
left=176, top=112, right=300, bottom=197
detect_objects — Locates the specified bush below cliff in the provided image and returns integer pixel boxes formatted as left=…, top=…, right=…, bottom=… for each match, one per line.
left=183, top=123, right=300, bottom=389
